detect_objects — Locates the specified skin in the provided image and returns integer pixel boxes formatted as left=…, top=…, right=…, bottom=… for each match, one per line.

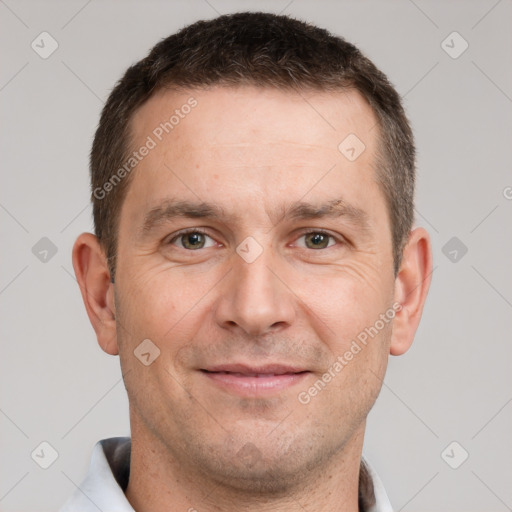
left=73, top=86, right=432, bottom=512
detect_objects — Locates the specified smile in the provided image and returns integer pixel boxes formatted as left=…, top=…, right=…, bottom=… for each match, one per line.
left=200, top=365, right=310, bottom=396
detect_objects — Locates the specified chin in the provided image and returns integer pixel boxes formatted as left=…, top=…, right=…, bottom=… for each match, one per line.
left=206, top=457, right=308, bottom=496
left=191, top=432, right=336, bottom=496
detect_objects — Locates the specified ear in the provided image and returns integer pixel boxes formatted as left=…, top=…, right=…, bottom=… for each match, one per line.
left=390, top=227, right=433, bottom=356
left=72, top=233, right=119, bottom=355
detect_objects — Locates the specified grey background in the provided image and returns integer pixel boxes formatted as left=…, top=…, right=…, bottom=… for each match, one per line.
left=1, top=0, right=511, bottom=510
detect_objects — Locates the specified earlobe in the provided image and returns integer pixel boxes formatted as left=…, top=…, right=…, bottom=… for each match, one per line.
left=72, top=233, right=119, bottom=355
left=390, top=227, right=433, bottom=356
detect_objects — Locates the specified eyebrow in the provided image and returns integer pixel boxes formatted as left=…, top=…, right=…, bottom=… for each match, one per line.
left=285, top=199, right=370, bottom=228
left=139, top=198, right=371, bottom=235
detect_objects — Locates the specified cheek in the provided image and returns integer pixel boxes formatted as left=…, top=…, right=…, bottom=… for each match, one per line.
left=116, top=265, right=207, bottom=337
left=299, top=261, right=392, bottom=345
left=114, top=266, right=222, bottom=386
left=308, top=292, right=392, bottom=426
left=114, top=274, right=200, bottom=409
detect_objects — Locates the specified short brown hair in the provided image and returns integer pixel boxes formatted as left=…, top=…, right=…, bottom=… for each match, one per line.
left=91, top=11, right=415, bottom=279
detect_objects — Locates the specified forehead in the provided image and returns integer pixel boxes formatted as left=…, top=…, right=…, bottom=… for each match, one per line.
left=131, top=85, right=377, bottom=153
left=122, top=85, right=384, bottom=230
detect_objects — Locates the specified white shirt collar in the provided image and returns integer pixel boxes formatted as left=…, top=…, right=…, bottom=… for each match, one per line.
left=59, top=437, right=393, bottom=512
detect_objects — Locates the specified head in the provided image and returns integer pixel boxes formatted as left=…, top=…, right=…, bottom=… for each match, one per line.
left=74, top=11, right=431, bottom=499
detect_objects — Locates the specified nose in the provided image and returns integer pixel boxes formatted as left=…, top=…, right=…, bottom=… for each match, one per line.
left=214, top=246, right=296, bottom=337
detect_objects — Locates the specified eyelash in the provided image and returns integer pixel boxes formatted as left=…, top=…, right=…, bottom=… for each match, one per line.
left=167, top=228, right=344, bottom=250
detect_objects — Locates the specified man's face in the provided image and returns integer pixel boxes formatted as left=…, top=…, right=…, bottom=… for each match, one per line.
left=114, top=86, right=396, bottom=489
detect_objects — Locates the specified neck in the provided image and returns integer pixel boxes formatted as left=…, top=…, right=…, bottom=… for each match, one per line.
left=125, top=417, right=368, bottom=512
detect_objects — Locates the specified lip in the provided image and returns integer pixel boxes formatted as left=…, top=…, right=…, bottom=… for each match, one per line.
left=200, top=364, right=310, bottom=396
left=203, top=363, right=307, bottom=374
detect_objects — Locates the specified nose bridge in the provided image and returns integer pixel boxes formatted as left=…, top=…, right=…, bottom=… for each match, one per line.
left=215, top=240, right=295, bottom=335
left=236, top=246, right=276, bottom=302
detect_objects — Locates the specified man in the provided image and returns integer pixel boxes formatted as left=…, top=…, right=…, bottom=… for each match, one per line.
left=62, top=11, right=432, bottom=512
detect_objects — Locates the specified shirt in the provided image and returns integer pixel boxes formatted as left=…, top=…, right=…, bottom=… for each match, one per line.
left=59, top=437, right=393, bottom=512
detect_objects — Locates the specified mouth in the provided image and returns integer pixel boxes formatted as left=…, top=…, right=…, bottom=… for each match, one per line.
left=200, top=364, right=310, bottom=396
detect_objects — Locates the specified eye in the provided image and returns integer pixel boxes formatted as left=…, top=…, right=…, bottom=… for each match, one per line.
left=169, top=229, right=217, bottom=250
left=296, top=231, right=339, bottom=250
